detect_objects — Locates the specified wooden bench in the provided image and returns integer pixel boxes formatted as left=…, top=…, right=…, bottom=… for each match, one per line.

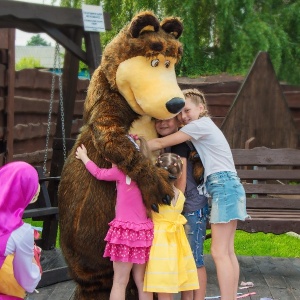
left=23, top=166, right=60, bottom=249
left=23, top=165, right=72, bottom=287
left=232, top=147, right=300, bottom=235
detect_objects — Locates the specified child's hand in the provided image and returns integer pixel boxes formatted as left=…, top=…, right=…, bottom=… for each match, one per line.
left=75, top=144, right=89, bottom=163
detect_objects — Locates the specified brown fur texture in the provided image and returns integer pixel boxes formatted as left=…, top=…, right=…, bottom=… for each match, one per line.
left=58, top=11, right=184, bottom=300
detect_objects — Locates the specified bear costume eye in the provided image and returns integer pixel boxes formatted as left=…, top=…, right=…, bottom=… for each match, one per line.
left=151, top=59, right=159, bottom=67
left=165, top=60, right=170, bottom=68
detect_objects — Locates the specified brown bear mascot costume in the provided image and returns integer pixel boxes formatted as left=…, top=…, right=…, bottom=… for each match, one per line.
left=58, top=11, right=184, bottom=299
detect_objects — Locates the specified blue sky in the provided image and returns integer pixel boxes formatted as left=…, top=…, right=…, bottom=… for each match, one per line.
left=15, top=0, right=57, bottom=46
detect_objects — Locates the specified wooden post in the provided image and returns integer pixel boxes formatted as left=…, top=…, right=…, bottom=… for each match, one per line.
left=0, top=29, right=15, bottom=165
left=43, top=29, right=83, bottom=250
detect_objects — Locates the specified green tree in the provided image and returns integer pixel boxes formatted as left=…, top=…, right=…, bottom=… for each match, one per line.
left=26, top=34, right=51, bottom=46
left=59, top=0, right=300, bottom=84
left=16, top=57, right=42, bottom=71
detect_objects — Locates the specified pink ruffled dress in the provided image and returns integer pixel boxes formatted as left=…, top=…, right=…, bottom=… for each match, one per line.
left=85, top=161, right=154, bottom=264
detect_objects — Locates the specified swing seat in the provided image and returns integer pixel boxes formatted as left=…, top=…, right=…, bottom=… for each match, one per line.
left=23, top=207, right=58, bottom=219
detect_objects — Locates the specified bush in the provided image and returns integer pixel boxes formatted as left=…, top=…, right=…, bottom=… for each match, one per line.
left=16, top=57, right=42, bottom=71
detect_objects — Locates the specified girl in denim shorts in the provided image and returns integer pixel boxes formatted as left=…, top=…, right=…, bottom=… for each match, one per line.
left=148, top=89, right=250, bottom=300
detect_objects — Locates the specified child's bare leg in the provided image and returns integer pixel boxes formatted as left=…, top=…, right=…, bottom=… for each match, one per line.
left=195, top=266, right=207, bottom=300
left=228, top=223, right=239, bottom=300
left=110, top=261, right=132, bottom=300
left=158, top=293, right=173, bottom=300
left=132, top=263, right=153, bottom=300
left=181, top=290, right=192, bottom=300
left=211, top=220, right=238, bottom=300
left=181, top=266, right=207, bottom=300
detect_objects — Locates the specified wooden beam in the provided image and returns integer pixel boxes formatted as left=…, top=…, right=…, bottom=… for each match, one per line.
left=5, top=29, right=15, bottom=163
left=84, top=32, right=102, bottom=73
left=0, top=0, right=111, bottom=31
left=44, top=30, right=82, bottom=250
left=35, top=20, right=87, bottom=63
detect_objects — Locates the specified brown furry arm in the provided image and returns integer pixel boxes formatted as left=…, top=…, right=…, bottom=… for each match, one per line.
left=90, top=124, right=173, bottom=211
left=85, top=89, right=174, bottom=211
left=95, top=129, right=174, bottom=210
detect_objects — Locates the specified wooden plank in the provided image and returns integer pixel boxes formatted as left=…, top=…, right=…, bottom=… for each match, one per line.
left=26, top=256, right=300, bottom=300
left=44, top=280, right=75, bottom=300
left=37, top=267, right=71, bottom=288
left=37, top=248, right=70, bottom=288
left=0, top=29, right=9, bottom=48
left=0, top=64, right=5, bottom=87
left=245, top=197, right=300, bottom=209
left=243, top=184, right=300, bottom=194
left=285, top=92, right=300, bottom=108
left=23, top=207, right=58, bottom=218
left=253, top=257, right=297, bottom=299
left=221, top=52, right=298, bottom=149
left=5, top=29, right=15, bottom=163
left=0, top=0, right=111, bottom=31
left=84, top=31, right=102, bottom=73
left=36, top=20, right=87, bottom=63
left=237, top=219, right=300, bottom=234
left=205, top=93, right=235, bottom=106
left=178, top=81, right=242, bottom=94
left=237, top=169, right=300, bottom=180
left=0, top=49, right=8, bottom=63
left=232, top=147, right=300, bottom=166
left=238, top=256, right=271, bottom=299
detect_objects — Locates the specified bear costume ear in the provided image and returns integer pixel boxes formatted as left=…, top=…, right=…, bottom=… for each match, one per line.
left=160, top=17, right=183, bottom=39
left=129, top=11, right=160, bottom=38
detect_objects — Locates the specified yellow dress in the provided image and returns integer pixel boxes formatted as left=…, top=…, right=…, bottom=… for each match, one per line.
left=143, top=191, right=199, bottom=293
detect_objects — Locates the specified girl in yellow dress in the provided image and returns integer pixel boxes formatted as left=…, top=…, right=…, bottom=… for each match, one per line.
left=144, top=153, right=199, bottom=299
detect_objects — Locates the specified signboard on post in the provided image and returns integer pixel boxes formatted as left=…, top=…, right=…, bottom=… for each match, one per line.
left=82, top=4, right=105, bottom=32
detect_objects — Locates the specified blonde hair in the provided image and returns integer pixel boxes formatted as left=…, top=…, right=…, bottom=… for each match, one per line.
left=155, top=153, right=183, bottom=180
left=30, top=184, right=40, bottom=204
left=182, top=88, right=210, bottom=117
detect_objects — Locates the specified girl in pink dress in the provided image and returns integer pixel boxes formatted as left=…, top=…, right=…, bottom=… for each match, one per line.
left=0, top=161, right=41, bottom=300
left=75, top=136, right=153, bottom=300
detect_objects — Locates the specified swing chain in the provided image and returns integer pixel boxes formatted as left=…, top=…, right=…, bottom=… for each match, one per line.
left=43, top=43, right=67, bottom=175
left=57, top=44, right=67, bottom=162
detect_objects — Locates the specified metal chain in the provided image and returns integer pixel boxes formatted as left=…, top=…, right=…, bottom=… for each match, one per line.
left=43, top=45, right=57, bottom=175
left=56, top=44, right=67, bottom=161
left=43, top=43, right=66, bottom=174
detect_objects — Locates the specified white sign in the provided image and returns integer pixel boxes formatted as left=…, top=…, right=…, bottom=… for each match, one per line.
left=82, top=4, right=105, bottom=32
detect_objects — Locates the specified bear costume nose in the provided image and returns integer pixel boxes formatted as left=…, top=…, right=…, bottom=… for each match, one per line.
left=165, top=97, right=185, bottom=114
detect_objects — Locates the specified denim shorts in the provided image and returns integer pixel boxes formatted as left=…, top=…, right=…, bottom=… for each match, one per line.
left=205, top=171, right=249, bottom=224
left=183, top=204, right=209, bottom=268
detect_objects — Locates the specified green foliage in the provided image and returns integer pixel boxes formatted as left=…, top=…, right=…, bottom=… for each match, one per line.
left=59, top=0, right=300, bottom=84
left=26, top=34, right=51, bottom=46
left=204, top=230, right=300, bottom=258
left=24, top=217, right=300, bottom=257
left=16, top=57, right=42, bottom=71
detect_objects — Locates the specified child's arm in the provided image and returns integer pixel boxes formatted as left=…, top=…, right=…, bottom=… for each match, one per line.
left=175, top=157, right=187, bottom=193
left=147, top=131, right=190, bottom=151
left=13, top=227, right=41, bottom=292
left=75, top=144, right=91, bottom=165
left=76, top=144, right=120, bottom=181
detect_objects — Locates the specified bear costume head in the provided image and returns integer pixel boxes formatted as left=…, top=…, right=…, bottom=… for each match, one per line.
left=58, top=11, right=184, bottom=299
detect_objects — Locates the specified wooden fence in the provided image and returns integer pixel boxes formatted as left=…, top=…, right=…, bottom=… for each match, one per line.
left=1, top=69, right=300, bottom=168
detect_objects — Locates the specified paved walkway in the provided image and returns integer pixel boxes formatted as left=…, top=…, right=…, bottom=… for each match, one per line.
left=26, top=254, right=300, bottom=300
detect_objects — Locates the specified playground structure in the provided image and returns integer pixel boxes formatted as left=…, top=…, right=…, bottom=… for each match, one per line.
left=0, top=0, right=111, bottom=287
left=1, top=0, right=300, bottom=289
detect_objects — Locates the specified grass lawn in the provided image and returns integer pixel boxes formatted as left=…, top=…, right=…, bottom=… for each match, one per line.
left=204, top=230, right=300, bottom=258
left=25, top=219, right=300, bottom=258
